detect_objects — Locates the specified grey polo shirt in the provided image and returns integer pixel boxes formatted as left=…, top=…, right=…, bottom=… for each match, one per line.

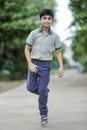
left=26, top=27, right=61, bottom=61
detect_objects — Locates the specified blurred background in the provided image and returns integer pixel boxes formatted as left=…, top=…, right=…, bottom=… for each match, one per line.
left=0, top=0, right=87, bottom=82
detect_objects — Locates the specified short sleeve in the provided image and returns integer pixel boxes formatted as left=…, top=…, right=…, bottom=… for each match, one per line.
left=25, top=31, right=34, bottom=46
left=54, top=34, right=61, bottom=50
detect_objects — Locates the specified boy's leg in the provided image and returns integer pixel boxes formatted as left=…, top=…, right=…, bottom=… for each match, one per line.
left=38, top=70, right=50, bottom=126
left=38, top=62, right=50, bottom=116
left=27, top=70, right=39, bottom=95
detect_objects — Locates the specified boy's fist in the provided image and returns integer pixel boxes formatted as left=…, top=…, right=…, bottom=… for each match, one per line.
left=58, top=68, right=64, bottom=77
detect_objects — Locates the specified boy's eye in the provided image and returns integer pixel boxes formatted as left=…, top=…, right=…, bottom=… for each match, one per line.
left=43, top=17, right=47, bottom=20
left=48, top=17, right=52, bottom=20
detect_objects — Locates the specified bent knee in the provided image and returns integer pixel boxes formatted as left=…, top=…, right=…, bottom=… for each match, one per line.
left=38, top=89, right=48, bottom=96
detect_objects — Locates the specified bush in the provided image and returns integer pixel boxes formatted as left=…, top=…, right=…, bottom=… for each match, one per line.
left=0, top=69, right=11, bottom=81
left=80, top=54, right=87, bottom=72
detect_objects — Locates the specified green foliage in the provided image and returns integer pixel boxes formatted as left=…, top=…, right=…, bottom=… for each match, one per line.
left=0, top=0, right=57, bottom=80
left=79, top=54, right=87, bottom=72
left=69, top=0, right=87, bottom=72
left=69, top=0, right=87, bottom=27
left=0, top=69, right=10, bottom=81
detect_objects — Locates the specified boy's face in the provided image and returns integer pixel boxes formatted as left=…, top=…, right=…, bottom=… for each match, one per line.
left=40, top=15, right=53, bottom=28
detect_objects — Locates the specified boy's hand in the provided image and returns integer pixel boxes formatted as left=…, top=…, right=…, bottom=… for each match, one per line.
left=28, top=62, right=38, bottom=72
left=58, top=67, right=64, bottom=77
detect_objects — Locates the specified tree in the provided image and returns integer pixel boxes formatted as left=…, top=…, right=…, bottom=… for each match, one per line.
left=0, top=0, right=57, bottom=80
left=68, top=0, right=87, bottom=72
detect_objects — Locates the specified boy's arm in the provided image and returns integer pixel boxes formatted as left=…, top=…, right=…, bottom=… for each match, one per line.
left=24, top=45, right=32, bottom=63
left=24, top=45, right=38, bottom=72
left=55, top=49, right=64, bottom=77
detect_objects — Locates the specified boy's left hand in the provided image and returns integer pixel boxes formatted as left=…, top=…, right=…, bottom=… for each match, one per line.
left=58, top=67, right=64, bottom=77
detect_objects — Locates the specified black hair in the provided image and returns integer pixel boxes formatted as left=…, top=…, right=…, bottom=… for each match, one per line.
left=39, top=9, right=54, bottom=19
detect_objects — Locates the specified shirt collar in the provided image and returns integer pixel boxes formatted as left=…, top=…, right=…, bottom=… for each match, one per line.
left=38, top=27, right=53, bottom=35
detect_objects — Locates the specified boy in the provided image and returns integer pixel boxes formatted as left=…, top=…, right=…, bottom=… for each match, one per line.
left=24, top=9, right=63, bottom=126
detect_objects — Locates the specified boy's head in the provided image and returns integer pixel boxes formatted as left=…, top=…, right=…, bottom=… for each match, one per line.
left=39, top=9, right=54, bottom=20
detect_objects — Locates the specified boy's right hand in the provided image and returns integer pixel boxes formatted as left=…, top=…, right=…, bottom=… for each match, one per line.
left=28, top=62, right=38, bottom=72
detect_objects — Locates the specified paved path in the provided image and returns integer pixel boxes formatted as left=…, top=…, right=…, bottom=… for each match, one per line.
left=0, top=69, right=87, bottom=130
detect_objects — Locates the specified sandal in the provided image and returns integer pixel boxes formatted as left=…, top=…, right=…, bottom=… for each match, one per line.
left=41, top=115, right=48, bottom=127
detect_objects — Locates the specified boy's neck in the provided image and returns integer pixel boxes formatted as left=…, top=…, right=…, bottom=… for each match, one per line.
left=42, top=26, right=50, bottom=35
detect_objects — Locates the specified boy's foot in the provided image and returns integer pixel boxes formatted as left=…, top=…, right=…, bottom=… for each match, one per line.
left=41, top=115, right=48, bottom=127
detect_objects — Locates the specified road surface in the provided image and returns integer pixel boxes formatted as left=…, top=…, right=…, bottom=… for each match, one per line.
left=0, top=69, right=87, bottom=130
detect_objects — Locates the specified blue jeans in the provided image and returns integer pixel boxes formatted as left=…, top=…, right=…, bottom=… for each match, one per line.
left=27, top=59, right=51, bottom=116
